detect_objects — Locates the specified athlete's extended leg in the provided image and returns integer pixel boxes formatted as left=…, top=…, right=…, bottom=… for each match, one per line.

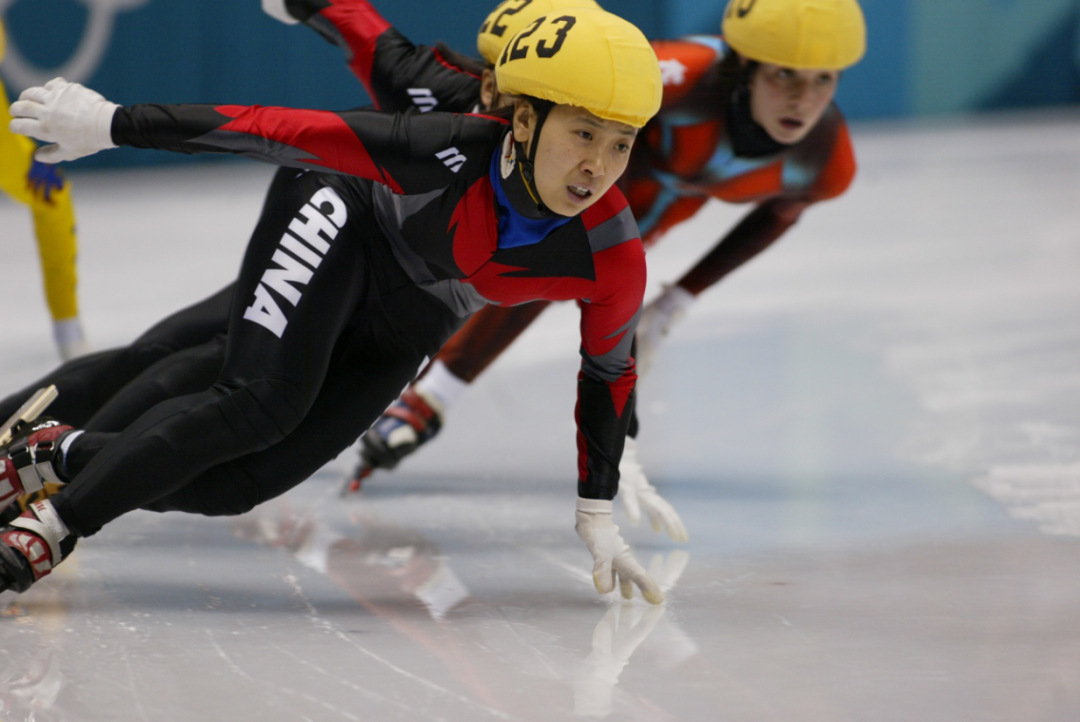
left=28, top=189, right=462, bottom=519
left=147, top=279, right=461, bottom=517
left=51, top=173, right=372, bottom=535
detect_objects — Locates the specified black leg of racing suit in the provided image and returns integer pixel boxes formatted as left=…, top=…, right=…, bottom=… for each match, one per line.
left=50, top=172, right=462, bottom=535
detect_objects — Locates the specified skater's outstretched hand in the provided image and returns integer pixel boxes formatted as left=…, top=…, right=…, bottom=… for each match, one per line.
left=575, top=498, right=664, bottom=605
left=619, top=437, right=689, bottom=543
left=9, top=78, right=118, bottom=163
left=635, top=284, right=695, bottom=376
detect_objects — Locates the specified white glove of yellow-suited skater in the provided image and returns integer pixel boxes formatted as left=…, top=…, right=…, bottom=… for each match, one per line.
left=9, top=78, right=118, bottom=163
left=575, top=497, right=664, bottom=605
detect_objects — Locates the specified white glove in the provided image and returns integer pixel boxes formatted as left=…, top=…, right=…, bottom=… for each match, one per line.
left=9, top=78, right=118, bottom=163
left=262, top=0, right=299, bottom=24
left=635, top=284, right=695, bottom=376
left=619, top=437, right=689, bottom=543
left=575, top=497, right=663, bottom=605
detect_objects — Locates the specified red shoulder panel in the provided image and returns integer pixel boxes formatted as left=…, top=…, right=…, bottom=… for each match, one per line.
left=650, top=38, right=721, bottom=107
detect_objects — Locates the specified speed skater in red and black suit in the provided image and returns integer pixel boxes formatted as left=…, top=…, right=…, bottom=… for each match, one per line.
left=4, top=9, right=668, bottom=603
left=0, top=0, right=691, bottom=539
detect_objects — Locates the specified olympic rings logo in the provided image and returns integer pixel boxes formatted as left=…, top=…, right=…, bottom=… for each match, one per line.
left=0, top=0, right=152, bottom=88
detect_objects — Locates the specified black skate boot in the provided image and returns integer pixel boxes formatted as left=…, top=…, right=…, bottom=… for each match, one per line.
left=345, top=387, right=444, bottom=493
left=0, top=418, right=76, bottom=526
left=0, top=500, right=77, bottom=594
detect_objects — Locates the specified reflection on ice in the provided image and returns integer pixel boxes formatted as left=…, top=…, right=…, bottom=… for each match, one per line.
left=231, top=500, right=696, bottom=718
left=575, top=604, right=666, bottom=718
left=0, top=649, right=65, bottom=722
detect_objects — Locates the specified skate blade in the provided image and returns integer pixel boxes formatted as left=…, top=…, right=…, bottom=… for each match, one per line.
left=0, top=385, right=59, bottom=449
left=340, top=464, right=374, bottom=497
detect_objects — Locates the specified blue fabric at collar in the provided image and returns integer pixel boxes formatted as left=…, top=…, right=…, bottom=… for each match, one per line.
left=490, top=152, right=573, bottom=249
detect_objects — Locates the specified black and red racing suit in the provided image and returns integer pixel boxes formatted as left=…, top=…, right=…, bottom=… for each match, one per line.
left=47, top=95, right=645, bottom=537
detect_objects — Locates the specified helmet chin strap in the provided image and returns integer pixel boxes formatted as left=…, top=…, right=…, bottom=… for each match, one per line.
left=511, top=98, right=563, bottom=218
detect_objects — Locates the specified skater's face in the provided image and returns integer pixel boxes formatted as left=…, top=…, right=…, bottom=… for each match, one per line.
left=747, top=62, right=839, bottom=145
left=513, top=101, right=636, bottom=217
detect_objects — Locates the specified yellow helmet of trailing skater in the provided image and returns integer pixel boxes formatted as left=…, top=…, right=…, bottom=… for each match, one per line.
left=494, top=7, right=662, bottom=128
left=722, top=0, right=866, bottom=70
left=477, top=0, right=601, bottom=66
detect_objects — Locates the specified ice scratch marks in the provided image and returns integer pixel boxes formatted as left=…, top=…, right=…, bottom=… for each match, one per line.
left=263, top=640, right=409, bottom=711
left=206, top=630, right=364, bottom=721
left=972, top=463, right=1080, bottom=535
left=206, top=630, right=258, bottom=682
left=329, top=629, right=513, bottom=720
left=120, top=644, right=152, bottom=722
left=538, top=550, right=592, bottom=586
left=281, top=563, right=512, bottom=720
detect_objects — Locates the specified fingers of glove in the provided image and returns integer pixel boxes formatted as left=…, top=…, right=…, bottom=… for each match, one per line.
left=16, top=85, right=51, bottom=105
left=640, top=489, right=690, bottom=543
left=618, top=572, right=634, bottom=601
left=34, top=144, right=70, bottom=164
left=592, top=557, right=616, bottom=595
left=647, top=510, right=664, bottom=535
left=613, top=551, right=664, bottom=605
left=9, top=116, right=44, bottom=141
left=10, top=98, right=45, bottom=122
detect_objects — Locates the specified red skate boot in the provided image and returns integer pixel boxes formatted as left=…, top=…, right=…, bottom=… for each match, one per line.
left=345, top=387, right=444, bottom=493
left=0, top=419, right=75, bottom=526
left=0, top=500, right=77, bottom=594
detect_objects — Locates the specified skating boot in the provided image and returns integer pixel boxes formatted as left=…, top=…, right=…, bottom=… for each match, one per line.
left=0, top=418, right=75, bottom=526
left=345, top=387, right=444, bottom=493
left=0, top=500, right=77, bottom=594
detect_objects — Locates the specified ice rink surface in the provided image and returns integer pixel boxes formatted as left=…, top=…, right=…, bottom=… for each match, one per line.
left=1, top=111, right=1079, bottom=721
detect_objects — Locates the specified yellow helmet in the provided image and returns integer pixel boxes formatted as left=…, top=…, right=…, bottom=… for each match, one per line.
left=722, top=0, right=866, bottom=70
left=494, top=7, right=661, bottom=128
left=477, top=0, right=601, bottom=66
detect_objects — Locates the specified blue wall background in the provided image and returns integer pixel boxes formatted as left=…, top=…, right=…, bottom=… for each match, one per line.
left=3, top=0, right=1078, bottom=168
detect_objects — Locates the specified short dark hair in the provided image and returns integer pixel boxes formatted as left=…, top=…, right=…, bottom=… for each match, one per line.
left=433, top=41, right=487, bottom=78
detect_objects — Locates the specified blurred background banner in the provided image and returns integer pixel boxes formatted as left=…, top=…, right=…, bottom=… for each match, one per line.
left=2, top=0, right=1079, bottom=167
